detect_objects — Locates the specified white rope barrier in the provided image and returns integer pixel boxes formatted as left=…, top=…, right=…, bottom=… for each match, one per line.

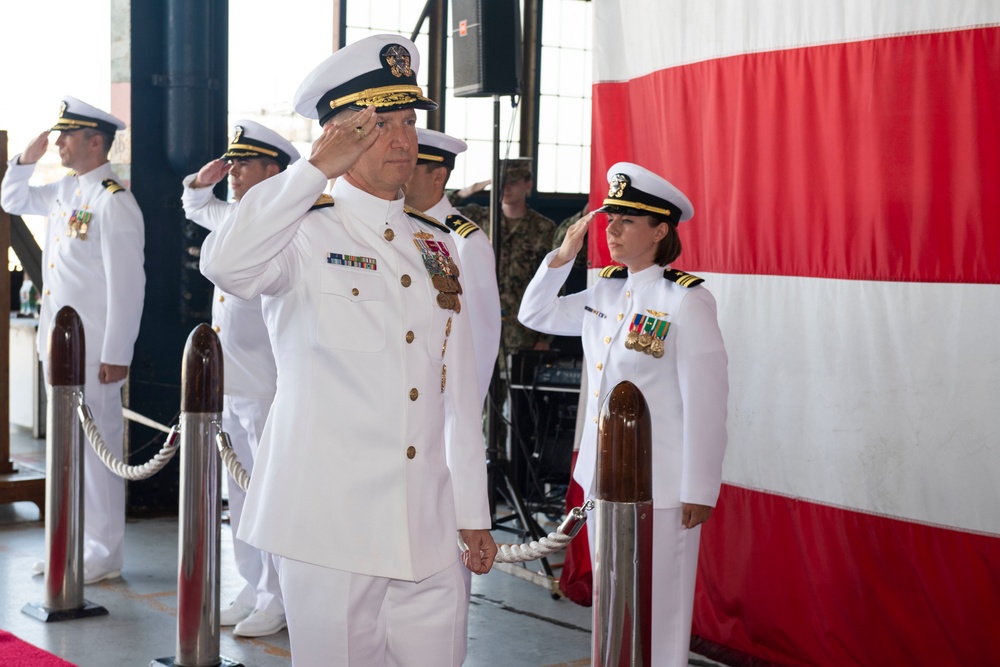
left=77, top=401, right=180, bottom=481
left=492, top=500, right=594, bottom=564
left=216, top=431, right=251, bottom=492
left=122, top=407, right=174, bottom=434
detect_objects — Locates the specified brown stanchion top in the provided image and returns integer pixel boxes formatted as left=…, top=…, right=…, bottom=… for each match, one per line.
left=180, top=323, right=224, bottom=413
left=48, top=306, right=85, bottom=386
left=596, top=380, right=652, bottom=503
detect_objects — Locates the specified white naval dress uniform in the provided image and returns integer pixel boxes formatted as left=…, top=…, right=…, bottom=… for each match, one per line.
left=2, top=159, right=145, bottom=573
left=425, top=195, right=501, bottom=404
left=518, top=251, right=729, bottom=667
left=181, top=174, right=283, bottom=618
left=200, top=159, right=491, bottom=666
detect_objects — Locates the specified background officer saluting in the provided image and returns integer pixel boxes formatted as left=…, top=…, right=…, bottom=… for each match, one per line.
left=200, top=34, right=496, bottom=667
left=182, top=120, right=300, bottom=637
left=1, top=96, right=146, bottom=585
left=403, top=128, right=501, bottom=406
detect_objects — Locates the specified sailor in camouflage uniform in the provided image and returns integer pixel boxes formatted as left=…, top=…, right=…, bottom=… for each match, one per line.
left=518, top=162, right=729, bottom=667
left=449, top=157, right=555, bottom=353
left=1, top=97, right=145, bottom=585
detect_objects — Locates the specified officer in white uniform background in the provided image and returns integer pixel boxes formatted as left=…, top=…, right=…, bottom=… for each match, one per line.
left=200, top=34, right=496, bottom=666
left=518, top=162, right=729, bottom=667
left=181, top=120, right=299, bottom=637
left=1, top=97, right=146, bottom=585
left=404, top=128, right=501, bottom=404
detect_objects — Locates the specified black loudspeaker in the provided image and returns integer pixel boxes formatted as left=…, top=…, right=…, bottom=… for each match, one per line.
left=452, top=0, right=522, bottom=97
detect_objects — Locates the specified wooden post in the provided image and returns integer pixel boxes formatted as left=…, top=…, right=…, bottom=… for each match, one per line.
left=0, top=129, right=47, bottom=514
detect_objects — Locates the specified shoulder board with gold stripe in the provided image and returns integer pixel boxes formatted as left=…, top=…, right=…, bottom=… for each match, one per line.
left=444, top=214, right=481, bottom=238
left=599, top=265, right=627, bottom=279
left=404, top=206, right=450, bottom=234
left=102, top=178, right=124, bottom=195
left=663, top=268, right=704, bottom=287
left=309, top=194, right=335, bottom=211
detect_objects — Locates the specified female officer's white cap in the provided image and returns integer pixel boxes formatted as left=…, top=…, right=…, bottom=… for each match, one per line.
left=221, top=120, right=301, bottom=169
left=51, top=96, right=125, bottom=134
left=293, top=34, right=437, bottom=126
left=599, top=162, right=694, bottom=223
left=416, top=128, right=467, bottom=170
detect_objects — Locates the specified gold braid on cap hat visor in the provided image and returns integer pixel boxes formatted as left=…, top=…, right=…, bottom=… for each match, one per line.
left=417, top=153, right=445, bottom=162
left=602, top=198, right=672, bottom=218
left=54, top=118, right=99, bottom=129
left=329, top=85, right=427, bottom=110
left=226, top=143, right=280, bottom=158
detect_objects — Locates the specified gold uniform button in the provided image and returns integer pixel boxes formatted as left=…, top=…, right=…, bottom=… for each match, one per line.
left=49, top=263, right=54, bottom=268
left=594, top=390, right=599, bottom=397
left=400, top=274, right=412, bottom=287
left=218, top=295, right=225, bottom=302
left=384, top=228, right=395, bottom=241
left=405, top=331, right=415, bottom=344
left=604, top=336, right=611, bottom=344
left=626, top=290, right=632, bottom=298
left=75, top=189, right=81, bottom=196
left=593, top=417, right=598, bottom=424
left=596, top=362, right=603, bottom=371
left=351, top=287, right=360, bottom=296
left=617, top=313, right=624, bottom=321
left=213, top=325, right=220, bottom=333
left=406, top=446, right=416, bottom=459
left=45, top=289, right=51, bottom=296
left=409, top=388, right=419, bottom=401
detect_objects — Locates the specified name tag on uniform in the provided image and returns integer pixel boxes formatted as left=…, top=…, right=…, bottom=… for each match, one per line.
left=327, top=252, right=377, bottom=270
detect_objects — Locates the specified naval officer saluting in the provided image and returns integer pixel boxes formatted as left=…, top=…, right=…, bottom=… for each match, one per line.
left=201, top=34, right=496, bottom=666
left=518, top=162, right=730, bottom=667
left=404, top=128, right=501, bottom=406
left=1, top=97, right=145, bottom=585
left=182, top=120, right=300, bottom=637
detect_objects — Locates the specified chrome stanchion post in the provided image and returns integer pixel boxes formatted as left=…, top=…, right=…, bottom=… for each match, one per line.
left=152, top=324, right=242, bottom=667
left=592, top=381, right=653, bottom=667
left=23, top=306, right=109, bottom=622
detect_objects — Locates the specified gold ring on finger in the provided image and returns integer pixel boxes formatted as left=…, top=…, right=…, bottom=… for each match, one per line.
left=354, top=126, right=366, bottom=139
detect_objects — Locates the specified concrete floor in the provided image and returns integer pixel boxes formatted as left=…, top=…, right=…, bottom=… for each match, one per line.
left=0, top=426, right=727, bottom=667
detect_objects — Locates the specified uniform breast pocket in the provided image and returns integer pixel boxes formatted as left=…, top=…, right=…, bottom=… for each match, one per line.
left=316, top=268, right=387, bottom=352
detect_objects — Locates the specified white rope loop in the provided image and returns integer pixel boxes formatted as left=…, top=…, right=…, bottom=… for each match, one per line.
left=216, top=431, right=251, bottom=492
left=493, top=500, right=595, bottom=564
left=77, top=401, right=180, bottom=481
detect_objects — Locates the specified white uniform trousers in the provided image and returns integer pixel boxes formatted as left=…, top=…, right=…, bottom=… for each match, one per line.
left=44, top=363, right=127, bottom=572
left=223, top=393, right=283, bottom=616
left=279, top=557, right=468, bottom=667
left=589, top=506, right=702, bottom=667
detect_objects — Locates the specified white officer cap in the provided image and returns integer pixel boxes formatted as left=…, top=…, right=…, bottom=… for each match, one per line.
left=599, top=162, right=694, bottom=223
left=294, top=33, right=437, bottom=126
left=416, top=128, right=467, bottom=170
left=221, top=120, right=301, bottom=169
left=51, top=96, right=125, bottom=134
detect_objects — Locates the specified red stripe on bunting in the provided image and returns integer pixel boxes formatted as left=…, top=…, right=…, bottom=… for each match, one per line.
left=589, top=27, right=1000, bottom=283
left=693, top=485, right=1000, bottom=666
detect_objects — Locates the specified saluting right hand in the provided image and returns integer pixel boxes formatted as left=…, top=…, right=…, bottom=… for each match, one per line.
left=191, top=158, right=229, bottom=188
left=19, top=131, right=50, bottom=165
left=550, top=210, right=596, bottom=268
left=308, top=105, right=379, bottom=179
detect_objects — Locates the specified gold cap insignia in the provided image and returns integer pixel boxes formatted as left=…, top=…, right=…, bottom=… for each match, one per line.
left=232, top=125, right=244, bottom=144
left=59, top=100, right=68, bottom=118
left=608, top=173, right=629, bottom=198
left=382, top=44, right=413, bottom=79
